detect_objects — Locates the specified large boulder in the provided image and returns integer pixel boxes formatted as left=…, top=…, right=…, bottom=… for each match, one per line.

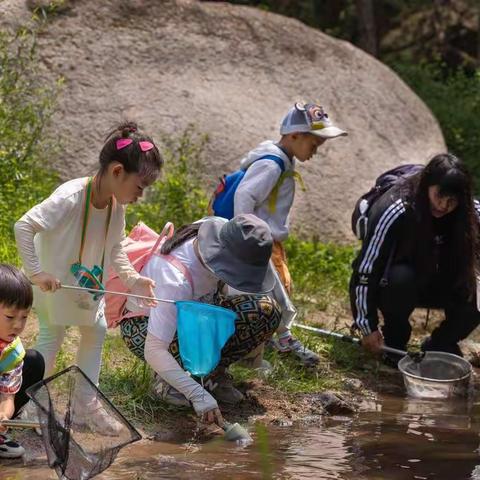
left=2, top=0, right=446, bottom=241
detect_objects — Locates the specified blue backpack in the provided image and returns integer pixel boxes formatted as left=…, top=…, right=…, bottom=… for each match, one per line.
left=209, top=154, right=286, bottom=220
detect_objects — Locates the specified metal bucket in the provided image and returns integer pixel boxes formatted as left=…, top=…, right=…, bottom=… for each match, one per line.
left=398, top=351, right=472, bottom=399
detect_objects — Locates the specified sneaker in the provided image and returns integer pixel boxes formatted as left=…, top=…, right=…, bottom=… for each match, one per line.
left=74, top=398, right=124, bottom=436
left=254, top=359, right=273, bottom=377
left=237, top=357, right=273, bottom=378
left=272, top=336, right=320, bottom=366
left=204, top=369, right=244, bottom=405
left=0, top=433, right=25, bottom=459
left=152, top=374, right=190, bottom=408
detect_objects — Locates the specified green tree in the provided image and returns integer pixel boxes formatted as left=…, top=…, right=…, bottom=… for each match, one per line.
left=392, top=61, right=480, bottom=187
left=0, top=25, right=60, bottom=263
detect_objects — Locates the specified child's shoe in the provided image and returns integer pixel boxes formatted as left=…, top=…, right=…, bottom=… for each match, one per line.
left=270, top=335, right=320, bottom=367
left=236, top=343, right=273, bottom=377
left=237, top=357, right=273, bottom=378
left=0, top=433, right=25, bottom=459
left=204, top=368, right=244, bottom=405
left=152, top=374, right=190, bottom=408
left=73, top=398, right=124, bottom=436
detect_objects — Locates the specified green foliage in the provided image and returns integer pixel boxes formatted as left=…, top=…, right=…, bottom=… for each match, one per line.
left=231, top=326, right=367, bottom=394
left=99, top=334, right=170, bottom=424
left=227, top=1, right=477, bottom=70
left=285, top=236, right=356, bottom=309
left=0, top=26, right=60, bottom=264
left=392, top=62, right=480, bottom=187
left=255, top=423, right=273, bottom=480
left=126, top=127, right=209, bottom=232
left=30, top=0, right=69, bottom=20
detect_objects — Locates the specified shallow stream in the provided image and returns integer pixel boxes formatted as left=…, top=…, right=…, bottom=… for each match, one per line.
left=3, top=393, right=480, bottom=479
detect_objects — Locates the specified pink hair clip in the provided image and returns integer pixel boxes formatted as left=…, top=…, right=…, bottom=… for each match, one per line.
left=116, top=139, right=154, bottom=152
left=139, top=141, right=154, bottom=152
left=116, top=138, right=133, bottom=150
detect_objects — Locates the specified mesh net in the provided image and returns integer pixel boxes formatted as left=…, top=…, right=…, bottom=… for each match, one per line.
left=26, top=365, right=141, bottom=480
left=398, top=351, right=472, bottom=399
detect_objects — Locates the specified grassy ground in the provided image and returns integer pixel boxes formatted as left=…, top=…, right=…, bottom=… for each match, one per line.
left=21, top=232, right=475, bottom=437
left=21, top=239, right=369, bottom=431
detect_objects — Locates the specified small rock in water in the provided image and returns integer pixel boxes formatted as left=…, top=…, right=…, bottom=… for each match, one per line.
left=343, top=378, right=363, bottom=391
left=314, top=392, right=355, bottom=415
left=271, top=418, right=293, bottom=427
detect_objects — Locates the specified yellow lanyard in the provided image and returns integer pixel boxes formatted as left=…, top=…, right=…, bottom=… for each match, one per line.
left=78, top=177, right=113, bottom=280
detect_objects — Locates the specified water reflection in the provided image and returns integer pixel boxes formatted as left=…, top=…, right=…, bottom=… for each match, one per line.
left=344, top=394, right=480, bottom=480
left=3, top=394, right=480, bottom=479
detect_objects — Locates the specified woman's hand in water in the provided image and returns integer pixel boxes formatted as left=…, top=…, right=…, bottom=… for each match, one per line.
left=201, top=407, right=224, bottom=428
left=31, top=272, right=61, bottom=292
left=361, top=330, right=384, bottom=354
left=131, top=276, right=157, bottom=307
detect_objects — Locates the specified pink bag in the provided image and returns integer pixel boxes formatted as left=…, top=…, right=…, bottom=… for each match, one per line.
left=104, top=221, right=193, bottom=328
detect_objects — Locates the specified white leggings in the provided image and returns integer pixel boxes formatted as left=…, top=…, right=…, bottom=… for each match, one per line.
left=35, top=314, right=107, bottom=385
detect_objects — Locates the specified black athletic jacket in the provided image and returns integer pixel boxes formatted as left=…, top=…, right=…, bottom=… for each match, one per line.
left=350, top=183, right=480, bottom=336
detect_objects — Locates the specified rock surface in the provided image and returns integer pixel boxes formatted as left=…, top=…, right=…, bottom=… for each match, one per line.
left=1, top=0, right=446, bottom=240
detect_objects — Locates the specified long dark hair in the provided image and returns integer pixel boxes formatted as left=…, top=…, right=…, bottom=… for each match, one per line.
left=160, top=224, right=201, bottom=255
left=407, top=153, right=479, bottom=297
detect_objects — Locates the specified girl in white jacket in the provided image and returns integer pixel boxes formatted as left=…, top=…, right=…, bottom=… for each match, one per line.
left=15, top=122, right=162, bottom=389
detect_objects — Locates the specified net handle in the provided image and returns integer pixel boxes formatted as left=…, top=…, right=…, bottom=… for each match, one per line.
left=292, top=323, right=408, bottom=356
left=60, top=284, right=175, bottom=304
left=1, top=419, right=40, bottom=429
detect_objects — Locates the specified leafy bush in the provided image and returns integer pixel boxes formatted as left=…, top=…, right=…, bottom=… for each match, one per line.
left=126, top=127, right=210, bottom=231
left=285, top=236, right=356, bottom=309
left=0, top=26, right=60, bottom=264
left=392, top=62, right=480, bottom=188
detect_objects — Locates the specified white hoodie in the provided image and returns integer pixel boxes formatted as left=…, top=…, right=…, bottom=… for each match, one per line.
left=234, top=141, right=295, bottom=241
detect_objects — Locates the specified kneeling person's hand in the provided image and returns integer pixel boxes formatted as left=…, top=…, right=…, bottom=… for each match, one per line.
left=201, top=407, right=224, bottom=428
left=361, top=330, right=384, bottom=354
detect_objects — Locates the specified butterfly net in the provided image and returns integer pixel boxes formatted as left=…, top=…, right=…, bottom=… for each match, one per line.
left=26, top=365, right=141, bottom=480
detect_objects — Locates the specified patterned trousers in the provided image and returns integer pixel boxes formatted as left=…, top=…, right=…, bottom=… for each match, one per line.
left=120, top=294, right=281, bottom=369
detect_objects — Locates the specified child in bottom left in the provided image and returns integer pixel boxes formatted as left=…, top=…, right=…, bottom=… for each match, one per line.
left=0, top=264, right=44, bottom=459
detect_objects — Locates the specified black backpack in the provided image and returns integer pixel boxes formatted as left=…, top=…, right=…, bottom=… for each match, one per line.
left=351, top=164, right=423, bottom=240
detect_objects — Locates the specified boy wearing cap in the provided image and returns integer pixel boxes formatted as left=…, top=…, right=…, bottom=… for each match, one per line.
left=234, top=102, right=347, bottom=366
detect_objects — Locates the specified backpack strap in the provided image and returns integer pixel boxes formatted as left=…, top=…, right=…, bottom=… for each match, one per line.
left=151, top=222, right=194, bottom=291
left=250, top=154, right=286, bottom=173
left=249, top=154, right=297, bottom=214
left=268, top=170, right=306, bottom=214
left=146, top=222, right=174, bottom=263
left=161, top=253, right=195, bottom=292
left=122, top=252, right=194, bottom=321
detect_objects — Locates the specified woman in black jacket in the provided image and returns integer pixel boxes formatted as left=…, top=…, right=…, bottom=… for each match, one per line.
left=350, top=153, right=480, bottom=359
